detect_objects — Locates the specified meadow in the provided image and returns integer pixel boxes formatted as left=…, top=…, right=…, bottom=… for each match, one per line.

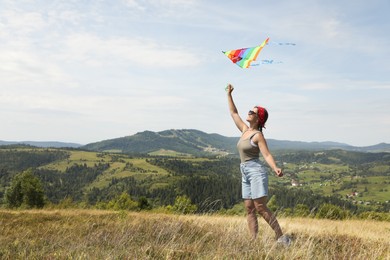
left=1, top=209, right=389, bottom=259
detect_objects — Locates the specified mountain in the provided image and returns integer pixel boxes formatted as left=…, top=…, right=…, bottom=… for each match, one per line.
left=82, top=129, right=390, bottom=155
left=82, top=129, right=237, bottom=156
left=2, top=129, right=388, bottom=154
left=356, top=143, right=390, bottom=153
left=0, top=140, right=82, bottom=148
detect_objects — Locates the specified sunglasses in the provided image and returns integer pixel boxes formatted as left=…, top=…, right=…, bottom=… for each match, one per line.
left=248, top=110, right=257, bottom=115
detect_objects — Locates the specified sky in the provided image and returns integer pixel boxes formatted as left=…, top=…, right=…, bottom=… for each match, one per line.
left=0, top=0, right=389, bottom=146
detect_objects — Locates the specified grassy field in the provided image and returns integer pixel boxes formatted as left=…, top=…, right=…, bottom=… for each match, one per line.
left=1, top=209, right=389, bottom=259
left=38, top=150, right=171, bottom=191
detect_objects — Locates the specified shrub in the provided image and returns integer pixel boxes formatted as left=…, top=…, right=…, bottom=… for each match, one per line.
left=106, top=192, right=138, bottom=211
left=294, top=204, right=310, bottom=217
left=267, top=195, right=278, bottom=212
left=316, top=203, right=348, bottom=220
left=169, top=195, right=197, bottom=214
left=358, top=211, right=390, bottom=221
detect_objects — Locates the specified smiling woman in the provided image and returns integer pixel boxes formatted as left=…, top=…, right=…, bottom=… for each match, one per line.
left=226, top=83, right=290, bottom=246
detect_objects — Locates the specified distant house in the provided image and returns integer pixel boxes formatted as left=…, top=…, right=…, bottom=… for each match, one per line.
left=346, top=192, right=359, bottom=199
left=291, top=179, right=300, bottom=187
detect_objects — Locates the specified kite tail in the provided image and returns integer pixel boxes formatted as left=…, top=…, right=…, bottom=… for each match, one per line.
left=267, top=41, right=296, bottom=46
left=249, top=60, right=282, bottom=66
left=261, top=60, right=283, bottom=64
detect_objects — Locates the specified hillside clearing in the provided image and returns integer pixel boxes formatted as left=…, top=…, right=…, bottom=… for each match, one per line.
left=1, top=209, right=389, bottom=259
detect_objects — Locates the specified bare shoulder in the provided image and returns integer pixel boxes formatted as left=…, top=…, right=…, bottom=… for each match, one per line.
left=252, top=131, right=265, bottom=142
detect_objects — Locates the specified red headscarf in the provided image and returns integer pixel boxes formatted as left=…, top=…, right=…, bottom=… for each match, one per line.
left=257, top=106, right=268, bottom=130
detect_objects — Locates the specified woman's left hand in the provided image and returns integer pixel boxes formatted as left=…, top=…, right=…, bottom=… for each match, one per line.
left=275, top=168, right=283, bottom=177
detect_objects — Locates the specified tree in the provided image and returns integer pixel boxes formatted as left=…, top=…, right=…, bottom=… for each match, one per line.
left=5, top=169, right=45, bottom=208
left=138, top=196, right=151, bottom=210
left=169, top=195, right=197, bottom=214
left=107, top=192, right=138, bottom=211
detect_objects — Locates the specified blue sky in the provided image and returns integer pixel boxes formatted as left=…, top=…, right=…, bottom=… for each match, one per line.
left=0, top=0, right=389, bottom=146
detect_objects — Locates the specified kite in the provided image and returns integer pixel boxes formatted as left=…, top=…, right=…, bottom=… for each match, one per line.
left=222, top=38, right=295, bottom=68
left=222, top=37, right=269, bottom=68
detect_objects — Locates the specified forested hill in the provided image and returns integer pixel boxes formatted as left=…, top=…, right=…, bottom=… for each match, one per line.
left=82, top=129, right=238, bottom=156
left=82, top=129, right=390, bottom=156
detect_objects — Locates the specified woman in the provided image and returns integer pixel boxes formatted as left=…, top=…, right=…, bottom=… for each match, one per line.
left=226, top=83, right=290, bottom=245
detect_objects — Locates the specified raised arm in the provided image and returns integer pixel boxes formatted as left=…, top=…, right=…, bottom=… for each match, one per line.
left=226, top=84, right=247, bottom=133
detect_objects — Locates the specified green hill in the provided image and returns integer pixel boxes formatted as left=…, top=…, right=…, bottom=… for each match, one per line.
left=82, top=129, right=238, bottom=156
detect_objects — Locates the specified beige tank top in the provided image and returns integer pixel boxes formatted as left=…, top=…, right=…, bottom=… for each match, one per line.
left=237, top=131, right=261, bottom=163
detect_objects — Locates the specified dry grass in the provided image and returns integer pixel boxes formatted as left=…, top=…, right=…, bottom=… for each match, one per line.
left=1, top=209, right=389, bottom=259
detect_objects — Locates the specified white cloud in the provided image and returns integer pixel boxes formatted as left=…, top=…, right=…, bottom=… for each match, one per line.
left=0, top=10, right=46, bottom=36
left=300, top=82, right=335, bottom=90
left=0, top=48, right=69, bottom=88
left=122, top=0, right=198, bottom=19
left=123, top=0, right=145, bottom=10
left=57, top=33, right=203, bottom=68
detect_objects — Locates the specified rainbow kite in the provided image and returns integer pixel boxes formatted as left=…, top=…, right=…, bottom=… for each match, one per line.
left=222, top=37, right=270, bottom=68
